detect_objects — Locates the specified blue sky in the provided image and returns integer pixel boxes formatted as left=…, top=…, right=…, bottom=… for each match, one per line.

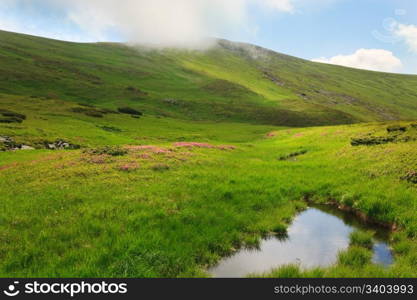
left=1, top=0, right=416, bottom=74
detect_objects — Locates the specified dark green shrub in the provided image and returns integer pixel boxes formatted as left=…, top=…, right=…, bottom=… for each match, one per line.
left=71, top=106, right=116, bottom=118
left=279, top=149, right=308, bottom=160
left=351, top=136, right=396, bottom=146
left=1, top=111, right=26, bottom=120
left=98, top=108, right=119, bottom=114
left=387, top=125, right=406, bottom=133
left=0, top=109, right=26, bottom=123
left=0, top=117, right=22, bottom=123
left=71, top=107, right=90, bottom=113
left=151, top=164, right=170, bottom=171
left=85, top=146, right=127, bottom=156
left=100, top=126, right=122, bottom=133
left=118, top=107, right=143, bottom=116
left=85, top=111, right=103, bottom=118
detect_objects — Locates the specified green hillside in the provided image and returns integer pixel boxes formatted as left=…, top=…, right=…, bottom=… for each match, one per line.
left=0, top=30, right=416, bottom=278
left=1, top=30, right=417, bottom=127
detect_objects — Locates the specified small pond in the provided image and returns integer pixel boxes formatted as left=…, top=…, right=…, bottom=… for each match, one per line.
left=209, top=205, right=393, bottom=278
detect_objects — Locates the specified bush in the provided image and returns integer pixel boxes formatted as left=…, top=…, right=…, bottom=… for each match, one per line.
left=349, top=230, right=373, bottom=249
left=118, top=107, right=143, bottom=116
left=84, top=111, right=103, bottom=118
left=100, top=126, right=122, bottom=133
left=351, top=136, right=396, bottom=146
left=99, top=108, right=119, bottom=114
left=387, top=125, right=406, bottom=133
left=85, top=146, right=127, bottom=157
left=278, top=149, right=308, bottom=161
left=0, top=117, right=23, bottom=123
left=71, top=106, right=116, bottom=117
left=0, top=109, right=26, bottom=123
left=71, top=107, right=89, bottom=114
left=0, top=110, right=26, bottom=120
left=151, top=164, right=170, bottom=171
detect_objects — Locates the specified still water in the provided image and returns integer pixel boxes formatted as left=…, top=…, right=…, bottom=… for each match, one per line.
left=209, top=205, right=393, bottom=277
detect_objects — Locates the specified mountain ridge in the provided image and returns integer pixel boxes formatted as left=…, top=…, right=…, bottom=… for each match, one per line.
left=1, top=29, right=417, bottom=127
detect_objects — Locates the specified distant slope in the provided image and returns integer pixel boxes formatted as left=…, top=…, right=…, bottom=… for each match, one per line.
left=1, top=30, right=417, bottom=126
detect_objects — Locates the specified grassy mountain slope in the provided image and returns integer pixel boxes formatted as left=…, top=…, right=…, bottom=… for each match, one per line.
left=0, top=30, right=416, bottom=278
left=1, top=120, right=416, bottom=277
left=1, top=30, right=417, bottom=127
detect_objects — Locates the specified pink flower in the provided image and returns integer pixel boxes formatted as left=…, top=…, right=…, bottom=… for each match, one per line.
left=173, top=142, right=236, bottom=150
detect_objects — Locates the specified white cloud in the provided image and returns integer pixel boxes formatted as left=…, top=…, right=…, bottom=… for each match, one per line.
left=49, top=0, right=296, bottom=48
left=395, top=23, right=417, bottom=54
left=312, top=49, right=403, bottom=73
left=0, top=0, right=344, bottom=48
left=261, top=0, right=294, bottom=12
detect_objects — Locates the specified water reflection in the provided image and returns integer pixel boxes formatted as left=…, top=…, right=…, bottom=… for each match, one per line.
left=209, top=206, right=392, bottom=278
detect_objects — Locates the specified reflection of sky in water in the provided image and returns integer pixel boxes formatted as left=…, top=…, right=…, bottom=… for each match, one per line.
left=372, top=243, right=393, bottom=266
left=209, top=208, right=392, bottom=278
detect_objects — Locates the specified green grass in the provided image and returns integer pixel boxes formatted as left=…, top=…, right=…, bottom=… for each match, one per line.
left=1, top=116, right=416, bottom=277
left=338, top=246, right=373, bottom=267
left=0, top=30, right=416, bottom=278
left=349, top=230, right=374, bottom=249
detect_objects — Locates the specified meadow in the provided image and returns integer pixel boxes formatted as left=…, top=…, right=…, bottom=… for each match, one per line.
left=1, top=96, right=416, bottom=277
left=0, top=30, right=416, bottom=278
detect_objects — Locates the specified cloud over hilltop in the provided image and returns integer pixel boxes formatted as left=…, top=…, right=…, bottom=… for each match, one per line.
left=56, top=0, right=295, bottom=48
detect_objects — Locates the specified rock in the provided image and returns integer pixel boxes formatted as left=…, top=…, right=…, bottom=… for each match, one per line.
left=20, top=145, right=35, bottom=150
left=0, top=136, right=20, bottom=151
left=45, top=140, right=79, bottom=150
left=262, top=71, right=285, bottom=86
left=0, top=136, right=12, bottom=143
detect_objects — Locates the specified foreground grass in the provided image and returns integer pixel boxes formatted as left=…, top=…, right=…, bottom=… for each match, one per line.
left=1, top=29, right=416, bottom=278
left=1, top=106, right=416, bottom=277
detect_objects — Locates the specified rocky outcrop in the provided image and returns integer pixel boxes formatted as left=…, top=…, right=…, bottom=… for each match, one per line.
left=44, top=140, right=80, bottom=150
left=0, top=136, right=34, bottom=151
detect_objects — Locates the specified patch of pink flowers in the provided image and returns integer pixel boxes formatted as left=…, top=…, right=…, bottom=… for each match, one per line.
left=218, top=145, right=236, bottom=150
left=126, top=145, right=158, bottom=151
left=125, top=145, right=171, bottom=154
left=118, top=163, right=140, bottom=172
left=139, top=153, right=152, bottom=159
left=173, top=142, right=236, bottom=150
left=174, top=142, right=215, bottom=148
